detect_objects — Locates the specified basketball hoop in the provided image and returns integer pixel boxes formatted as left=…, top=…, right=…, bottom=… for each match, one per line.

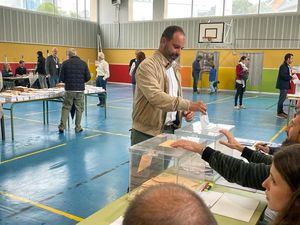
left=203, top=36, right=214, bottom=42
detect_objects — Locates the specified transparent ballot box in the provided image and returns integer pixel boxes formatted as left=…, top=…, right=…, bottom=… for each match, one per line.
left=175, top=122, right=235, bottom=181
left=129, top=134, right=207, bottom=192
left=175, top=121, right=235, bottom=155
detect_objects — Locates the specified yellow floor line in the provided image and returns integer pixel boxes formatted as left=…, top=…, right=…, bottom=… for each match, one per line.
left=83, top=133, right=102, bottom=139
left=269, top=125, right=286, bottom=142
left=0, top=144, right=66, bottom=165
left=0, top=191, right=84, bottom=222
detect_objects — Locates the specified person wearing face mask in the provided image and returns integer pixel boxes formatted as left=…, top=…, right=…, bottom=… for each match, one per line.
left=131, top=26, right=207, bottom=146
left=96, top=52, right=110, bottom=107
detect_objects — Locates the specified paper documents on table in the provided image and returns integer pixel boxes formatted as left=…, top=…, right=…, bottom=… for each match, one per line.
left=110, top=216, right=123, bottom=225
left=196, top=191, right=223, bottom=208
left=211, top=192, right=260, bottom=222
left=216, top=176, right=257, bottom=193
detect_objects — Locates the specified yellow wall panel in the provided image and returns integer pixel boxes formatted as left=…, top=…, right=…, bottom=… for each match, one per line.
left=0, top=42, right=97, bottom=77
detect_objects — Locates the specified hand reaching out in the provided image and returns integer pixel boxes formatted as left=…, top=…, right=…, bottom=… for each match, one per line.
left=171, top=140, right=205, bottom=154
left=219, top=129, right=245, bottom=152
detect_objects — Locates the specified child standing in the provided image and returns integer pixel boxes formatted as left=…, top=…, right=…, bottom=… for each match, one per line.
left=209, top=65, right=217, bottom=94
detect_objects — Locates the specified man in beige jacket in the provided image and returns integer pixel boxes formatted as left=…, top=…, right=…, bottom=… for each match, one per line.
left=131, top=26, right=207, bottom=145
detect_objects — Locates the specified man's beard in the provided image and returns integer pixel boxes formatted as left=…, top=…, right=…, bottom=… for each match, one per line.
left=281, top=139, right=298, bottom=146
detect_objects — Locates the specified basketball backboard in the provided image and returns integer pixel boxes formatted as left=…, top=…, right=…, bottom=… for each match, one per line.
left=198, top=22, right=224, bottom=43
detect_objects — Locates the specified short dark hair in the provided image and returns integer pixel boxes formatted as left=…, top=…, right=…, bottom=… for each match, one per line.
left=160, top=26, right=185, bottom=42
left=37, top=51, right=43, bottom=56
left=123, top=184, right=217, bottom=225
left=19, top=60, right=24, bottom=64
left=284, top=53, right=293, bottom=62
left=239, top=56, right=247, bottom=62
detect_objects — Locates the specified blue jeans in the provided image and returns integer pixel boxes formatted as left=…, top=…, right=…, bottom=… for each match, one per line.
left=49, top=74, right=59, bottom=88
left=96, top=76, right=107, bottom=104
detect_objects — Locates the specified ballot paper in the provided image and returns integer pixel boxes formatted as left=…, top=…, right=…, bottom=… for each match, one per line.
left=137, top=153, right=153, bottom=173
left=211, top=192, right=260, bottom=222
left=110, top=216, right=123, bottom=225
left=197, top=191, right=223, bottom=208
left=200, top=113, right=210, bottom=129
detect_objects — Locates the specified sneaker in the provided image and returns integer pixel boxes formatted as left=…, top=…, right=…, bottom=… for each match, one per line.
left=282, top=112, right=288, bottom=116
left=58, top=125, right=64, bottom=133
left=234, top=106, right=240, bottom=110
left=75, top=128, right=83, bottom=133
left=97, top=103, right=101, bottom=106
left=239, top=105, right=246, bottom=109
left=276, top=113, right=287, bottom=119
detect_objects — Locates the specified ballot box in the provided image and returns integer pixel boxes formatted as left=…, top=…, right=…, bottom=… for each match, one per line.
left=175, top=122, right=235, bottom=182
left=175, top=121, right=235, bottom=155
left=129, top=133, right=207, bottom=192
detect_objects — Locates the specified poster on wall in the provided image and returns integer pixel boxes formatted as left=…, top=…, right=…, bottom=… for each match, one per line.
left=195, top=51, right=220, bottom=80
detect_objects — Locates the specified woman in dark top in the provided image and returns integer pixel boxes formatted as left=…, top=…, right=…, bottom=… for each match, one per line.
left=35, top=51, right=47, bottom=89
left=2, top=63, right=12, bottom=77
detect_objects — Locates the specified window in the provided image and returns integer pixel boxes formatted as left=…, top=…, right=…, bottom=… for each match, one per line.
left=225, top=0, right=259, bottom=15
left=259, top=0, right=297, bottom=13
left=78, top=0, right=85, bottom=19
left=0, top=0, right=97, bottom=21
left=192, top=0, right=223, bottom=17
left=29, top=0, right=54, bottom=14
left=56, top=0, right=77, bottom=18
left=166, top=0, right=192, bottom=19
left=131, top=0, right=153, bottom=21
left=0, top=0, right=26, bottom=9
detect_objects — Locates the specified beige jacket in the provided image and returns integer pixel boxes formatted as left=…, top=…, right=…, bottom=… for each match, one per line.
left=132, top=50, right=191, bottom=136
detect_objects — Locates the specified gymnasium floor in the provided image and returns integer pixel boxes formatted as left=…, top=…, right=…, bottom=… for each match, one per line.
left=0, top=83, right=287, bottom=225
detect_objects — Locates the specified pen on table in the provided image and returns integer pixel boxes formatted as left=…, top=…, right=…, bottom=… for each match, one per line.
left=200, top=182, right=209, bottom=192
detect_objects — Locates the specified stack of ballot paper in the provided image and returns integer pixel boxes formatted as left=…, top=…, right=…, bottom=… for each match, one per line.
left=197, top=191, right=260, bottom=222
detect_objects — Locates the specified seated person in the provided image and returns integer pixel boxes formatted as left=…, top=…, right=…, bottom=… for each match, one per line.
left=1, top=63, right=13, bottom=89
left=2, top=63, right=12, bottom=77
left=123, top=183, right=217, bottom=225
left=172, top=116, right=300, bottom=225
left=15, top=60, right=27, bottom=76
left=15, top=60, right=29, bottom=87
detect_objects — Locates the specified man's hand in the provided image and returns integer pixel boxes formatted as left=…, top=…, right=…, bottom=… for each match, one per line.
left=254, top=142, right=270, bottom=153
left=171, top=140, right=205, bottom=154
left=184, top=111, right=194, bottom=122
left=219, top=129, right=245, bottom=152
left=188, top=101, right=207, bottom=114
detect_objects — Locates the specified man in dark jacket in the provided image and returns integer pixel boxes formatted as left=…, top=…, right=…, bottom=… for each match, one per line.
left=46, top=47, right=60, bottom=88
left=192, top=56, right=202, bottom=93
left=276, top=53, right=293, bottom=119
left=58, top=48, right=91, bottom=133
